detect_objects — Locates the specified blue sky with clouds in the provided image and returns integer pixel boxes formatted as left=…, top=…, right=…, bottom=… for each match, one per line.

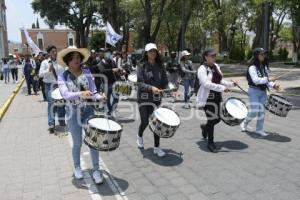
left=6, top=0, right=47, bottom=42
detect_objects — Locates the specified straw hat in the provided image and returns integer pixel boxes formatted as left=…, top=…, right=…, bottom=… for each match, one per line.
left=57, top=46, right=90, bottom=67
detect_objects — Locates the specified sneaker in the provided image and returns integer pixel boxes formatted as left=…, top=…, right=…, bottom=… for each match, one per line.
left=256, top=130, right=269, bottom=137
left=240, top=121, right=247, bottom=132
left=207, top=142, right=218, bottom=153
left=92, top=170, right=104, bottom=184
left=74, top=167, right=83, bottom=179
left=48, top=126, right=55, bottom=134
left=153, top=147, right=166, bottom=157
left=183, top=104, right=190, bottom=109
left=137, top=136, right=144, bottom=148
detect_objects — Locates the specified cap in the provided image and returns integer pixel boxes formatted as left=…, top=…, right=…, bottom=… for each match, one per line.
left=145, top=43, right=158, bottom=52
left=180, top=50, right=191, bottom=58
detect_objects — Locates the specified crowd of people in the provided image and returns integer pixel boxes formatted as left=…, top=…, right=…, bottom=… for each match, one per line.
left=2, top=43, right=280, bottom=185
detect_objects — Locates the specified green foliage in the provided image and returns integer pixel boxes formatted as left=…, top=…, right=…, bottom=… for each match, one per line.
left=89, top=31, right=105, bottom=52
left=278, top=47, right=289, bottom=60
left=229, top=46, right=245, bottom=61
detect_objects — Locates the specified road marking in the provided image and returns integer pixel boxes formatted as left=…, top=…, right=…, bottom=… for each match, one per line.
left=68, top=133, right=129, bottom=200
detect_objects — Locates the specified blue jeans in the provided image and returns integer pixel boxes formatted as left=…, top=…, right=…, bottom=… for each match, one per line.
left=3, top=68, right=10, bottom=82
left=244, top=87, right=267, bottom=132
left=107, top=84, right=119, bottom=115
left=183, top=79, right=195, bottom=103
left=25, top=75, right=37, bottom=94
left=44, top=83, right=66, bottom=127
left=66, top=105, right=99, bottom=170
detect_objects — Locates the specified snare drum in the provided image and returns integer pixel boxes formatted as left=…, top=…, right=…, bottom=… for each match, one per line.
left=113, top=81, right=132, bottom=96
left=51, top=88, right=65, bottom=106
left=221, top=97, right=248, bottom=126
left=84, top=116, right=122, bottom=151
left=265, top=94, right=292, bottom=117
left=149, top=107, right=181, bottom=138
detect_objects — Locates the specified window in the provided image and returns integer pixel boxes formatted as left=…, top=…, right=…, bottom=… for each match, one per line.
left=67, top=32, right=74, bottom=46
left=69, top=38, right=73, bottom=46
left=38, top=38, right=43, bottom=49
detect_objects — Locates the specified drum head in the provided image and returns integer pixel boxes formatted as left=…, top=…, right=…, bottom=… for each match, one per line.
left=88, top=117, right=122, bottom=132
left=154, top=108, right=180, bottom=126
left=128, top=72, right=137, bottom=83
left=51, top=88, right=63, bottom=100
left=225, top=98, right=248, bottom=119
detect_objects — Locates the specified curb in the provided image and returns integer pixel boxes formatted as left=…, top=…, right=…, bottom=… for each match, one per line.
left=0, top=78, right=25, bottom=121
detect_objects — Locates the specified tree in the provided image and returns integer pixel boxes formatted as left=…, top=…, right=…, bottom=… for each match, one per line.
left=32, top=0, right=101, bottom=47
left=36, top=18, right=40, bottom=29
left=32, top=23, right=36, bottom=29
left=89, top=31, right=105, bottom=51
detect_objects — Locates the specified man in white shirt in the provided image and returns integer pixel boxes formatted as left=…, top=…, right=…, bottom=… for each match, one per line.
left=39, top=45, right=66, bottom=133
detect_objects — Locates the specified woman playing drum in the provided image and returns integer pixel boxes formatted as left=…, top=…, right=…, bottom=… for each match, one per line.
left=57, top=46, right=106, bottom=184
left=197, top=48, right=237, bottom=153
left=240, top=48, right=280, bottom=136
left=136, top=43, right=169, bottom=157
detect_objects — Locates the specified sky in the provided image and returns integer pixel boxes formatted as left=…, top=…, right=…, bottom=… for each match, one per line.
left=6, top=0, right=47, bottom=43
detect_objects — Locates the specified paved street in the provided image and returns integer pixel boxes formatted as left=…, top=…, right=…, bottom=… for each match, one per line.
left=0, top=73, right=299, bottom=200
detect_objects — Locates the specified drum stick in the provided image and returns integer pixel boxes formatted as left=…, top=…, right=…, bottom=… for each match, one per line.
left=234, top=82, right=249, bottom=96
left=271, top=71, right=292, bottom=81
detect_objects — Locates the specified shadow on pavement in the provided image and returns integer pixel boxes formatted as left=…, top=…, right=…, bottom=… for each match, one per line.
left=197, top=139, right=249, bottom=153
left=71, top=169, right=129, bottom=196
left=246, top=131, right=291, bottom=143
left=138, top=148, right=183, bottom=166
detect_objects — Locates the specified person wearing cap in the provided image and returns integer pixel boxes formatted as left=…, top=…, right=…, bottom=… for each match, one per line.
left=180, top=50, right=196, bottom=109
left=197, top=48, right=237, bottom=153
left=136, top=43, right=169, bottom=157
left=39, top=45, right=66, bottom=133
left=240, top=47, right=280, bottom=136
left=166, top=51, right=180, bottom=103
left=57, top=46, right=106, bottom=184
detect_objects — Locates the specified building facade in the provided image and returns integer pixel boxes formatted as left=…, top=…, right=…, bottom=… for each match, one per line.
left=21, top=28, right=76, bottom=54
left=0, top=0, right=8, bottom=59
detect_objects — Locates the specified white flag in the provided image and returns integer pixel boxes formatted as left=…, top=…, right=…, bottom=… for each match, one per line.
left=20, top=26, right=41, bottom=55
left=105, top=22, right=123, bottom=47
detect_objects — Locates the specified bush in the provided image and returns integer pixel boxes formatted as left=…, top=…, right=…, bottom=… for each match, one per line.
left=229, top=46, right=245, bottom=61
left=278, top=48, right=289, bottom=60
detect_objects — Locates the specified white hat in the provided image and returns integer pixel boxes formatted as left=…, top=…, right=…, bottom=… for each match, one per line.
left=145, top=43, right=158, bottom=52
left=57, top=46, right=90, bottom=67
left=180, top=50, right=191, bottom=58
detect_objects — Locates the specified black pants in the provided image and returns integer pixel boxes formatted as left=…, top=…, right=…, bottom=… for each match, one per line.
left=39, top=78, right=47, bottom=100
left=11, top=68, right=18, bottom=81
left=203, top=91, right=222, bottom=143
left=138, top=103, right=160, bottom=147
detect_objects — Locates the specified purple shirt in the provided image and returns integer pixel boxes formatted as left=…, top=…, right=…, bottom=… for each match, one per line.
left=58, top=68, right=101, bottom=101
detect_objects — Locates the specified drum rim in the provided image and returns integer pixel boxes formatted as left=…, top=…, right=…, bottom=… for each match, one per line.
left=223, top=97, right=248, bottom=119
left=86, top=115, right=123, bottom=133
left=155, top=106, right=181, bottom=127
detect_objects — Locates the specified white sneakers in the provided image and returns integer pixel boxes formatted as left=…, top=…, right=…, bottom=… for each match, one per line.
left=137, top=136, right=144, bottom=148
left=74, top=167, right=83, bottom=179
left=92, top=170, right=104, bottom=185
left=74, top=167, right=104, bottom=184
left=153, top=147, right=166, bottom=157
left=256, top=130, right=269, bottom=137
left=137, top=136, right=166, bottom=157
left=183, top=103, right=190, bottom=109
